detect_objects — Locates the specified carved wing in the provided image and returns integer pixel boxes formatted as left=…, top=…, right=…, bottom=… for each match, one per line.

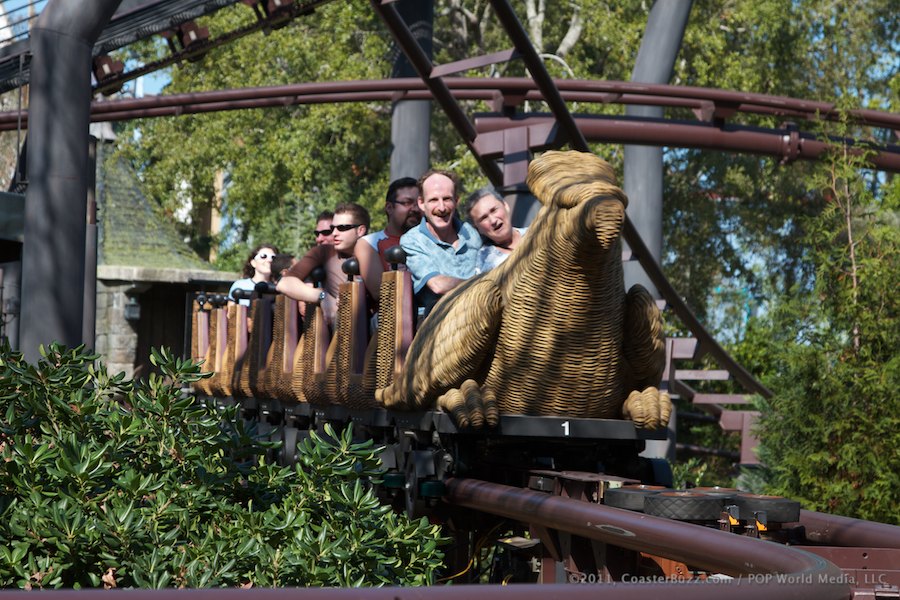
left=621, top=284, right=666, bottom=390
left=378, top=274, right=504, bottom=410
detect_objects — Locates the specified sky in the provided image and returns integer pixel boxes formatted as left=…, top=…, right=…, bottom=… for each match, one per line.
left=0, top=0, right=170, bottom=97
left=0, top=0, right=43, bottom=46
left=135, top=68, right=168, bottom=97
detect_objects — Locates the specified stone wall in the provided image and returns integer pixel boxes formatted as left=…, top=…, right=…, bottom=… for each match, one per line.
left=95, top=265, right=234, bottom=380
left=94, top=279, right=139, bottom=378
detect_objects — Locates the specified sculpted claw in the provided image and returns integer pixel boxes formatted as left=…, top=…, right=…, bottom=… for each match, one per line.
left=622, top=386, right=673, bottom=430
left=438, top=388, right=468, bottom=428
left=436, top=379, right=496, bottom=429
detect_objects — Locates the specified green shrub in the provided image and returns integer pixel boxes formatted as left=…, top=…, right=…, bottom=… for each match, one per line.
left=744, top=111, right=900, bottom=524
left=0, top=344, right=446, bottom=589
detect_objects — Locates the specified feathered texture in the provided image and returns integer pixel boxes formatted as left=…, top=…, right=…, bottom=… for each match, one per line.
left=300, top=302, right=331, bottom=406
left=622, top=285, right=667, bottom=390
left=229, top=304, right=249, bottom=397
left=334, top=283, right=378, bottom=409
left=263, top=296, right=301, bottom=402
left=196, top=306, right=219, bottom=396
left=191, top=151, right=671, bottom=429
left=237, top=298, right=272, bottom=399
left=210, top=304, right=238, bottom=397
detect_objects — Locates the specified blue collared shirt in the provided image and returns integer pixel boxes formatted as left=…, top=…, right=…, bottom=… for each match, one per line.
left=400, top=216, right=482, bottom=309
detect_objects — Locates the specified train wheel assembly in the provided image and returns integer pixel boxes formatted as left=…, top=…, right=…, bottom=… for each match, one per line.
left=733, top=493, right=801, bottom=523
left=644, top=491, right=727, bottom=521
left=603, top=485, right=670, bottom=512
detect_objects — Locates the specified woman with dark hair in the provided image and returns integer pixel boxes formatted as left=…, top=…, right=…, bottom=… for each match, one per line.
left=228, top=243, right=279, bottom=305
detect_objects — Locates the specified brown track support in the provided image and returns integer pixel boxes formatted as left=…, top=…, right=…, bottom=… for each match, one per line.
left=798, top=510, right=900, bottom=549
left=444, top=478, right=851, bottom=599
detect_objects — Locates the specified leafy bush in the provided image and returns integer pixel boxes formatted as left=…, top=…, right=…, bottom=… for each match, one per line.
left=0, top=344, right=446, bottom=589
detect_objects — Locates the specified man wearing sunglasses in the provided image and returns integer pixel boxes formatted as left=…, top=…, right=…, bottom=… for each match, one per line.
left=355, top=177, right=422, bottom=302
left=314, top=210, right=335, bottom=246
left=400, top=169, right=481, bottom=316
left=277, top=202, right=370, bottom=326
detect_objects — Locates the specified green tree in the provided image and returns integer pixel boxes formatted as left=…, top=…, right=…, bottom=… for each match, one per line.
left=118, top=0, right=899, bottom=310
left=118, top=2, right=394, bottom=268
left=741, top=109, right=900, bottom=524
left=0, top=344, right=446, bottom=588
left=662, top=0, right=898, bottom=327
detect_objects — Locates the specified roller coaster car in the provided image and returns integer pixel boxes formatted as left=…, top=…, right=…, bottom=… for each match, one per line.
left=190, top=231, right=671, bottom=509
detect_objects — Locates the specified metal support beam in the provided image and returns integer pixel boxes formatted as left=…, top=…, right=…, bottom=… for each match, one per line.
left=371, top=0, right=503, bottom=185
left=624, top=0, right=692, bottom=462
left=624, top=0, right=693, bottom=298
left=19, top=0, right=122, bottom=360
left=389, top=0, right=432, bottom=180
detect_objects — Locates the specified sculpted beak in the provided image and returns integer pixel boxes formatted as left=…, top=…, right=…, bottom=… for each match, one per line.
left=582, top=195, right=626, bottom=252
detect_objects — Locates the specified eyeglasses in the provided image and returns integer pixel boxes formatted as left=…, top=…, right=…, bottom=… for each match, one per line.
left=389, top=198, right=417, bottom=207
left=314, top=227, right=334, bottom=237
left=333, top=223, right=361, bottom=232
left=255, top=252, right=274, bottom=261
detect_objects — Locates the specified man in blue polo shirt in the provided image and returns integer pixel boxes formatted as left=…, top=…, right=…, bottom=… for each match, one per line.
left=400, top=168, right=482, bottom=315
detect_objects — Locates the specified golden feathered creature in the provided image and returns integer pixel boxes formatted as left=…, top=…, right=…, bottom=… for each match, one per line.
left=377, top=150, right=672, bottom=430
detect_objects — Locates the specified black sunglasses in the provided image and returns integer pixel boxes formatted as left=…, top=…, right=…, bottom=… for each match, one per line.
left=314, top=227, right=334, bottom=236
left=333, top=223, right=361, bottom=232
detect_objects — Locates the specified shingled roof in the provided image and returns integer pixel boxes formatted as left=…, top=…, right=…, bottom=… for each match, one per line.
left=99, top=152, right=204, bottom=269
left=96, top=142, right=234, bottom=283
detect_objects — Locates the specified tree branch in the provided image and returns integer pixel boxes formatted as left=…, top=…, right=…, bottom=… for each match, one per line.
left=525, top=0, right=544, bottom=51
left=556, top=2, right=584, bottom=57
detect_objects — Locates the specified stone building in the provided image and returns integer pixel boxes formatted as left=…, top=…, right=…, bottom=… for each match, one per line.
left=0, top=130, right=235, bottom=378
left=94, top=143, right=234, bottom=379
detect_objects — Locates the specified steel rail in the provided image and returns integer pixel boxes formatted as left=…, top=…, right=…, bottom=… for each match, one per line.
left=3, top=77, right=899, bottom=132
left=799, top=510, right=900, bottom=549
left=474, top=115, right=900, bottom=173
left=444, top=478, right=851, bottom=599
left=79, top=77, right=900, bottom=128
